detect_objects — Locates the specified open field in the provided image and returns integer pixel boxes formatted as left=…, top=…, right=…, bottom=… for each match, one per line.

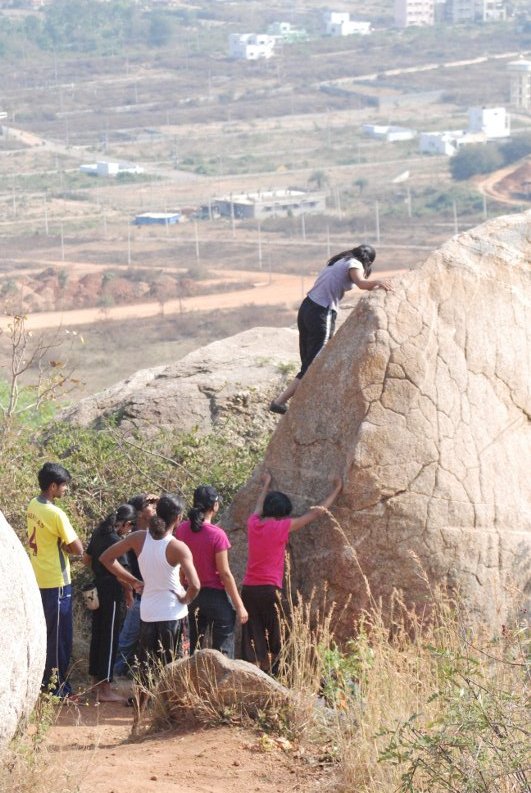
left=0, top=1, right=530, bottom=396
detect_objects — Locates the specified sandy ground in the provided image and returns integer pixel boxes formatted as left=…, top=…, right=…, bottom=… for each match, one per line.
left=0, top=267, right=406, bottom=331
left=47, top=698, right=325, bottom=793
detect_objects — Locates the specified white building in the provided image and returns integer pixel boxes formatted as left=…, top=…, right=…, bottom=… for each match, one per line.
left=446, top=0, right=506, bottom=22
left=394, top=0, right=435, bottom=27
left=228, top=33, right=276, bottom=60
left=467, top=107, right=510, bottom=138
left=508, top=59, right=531, bottom=110
left=323, top=11, right=371, bottom=36
left=213, top=189, right=326, bottom=220
left=79, top=161, right=144, bottom=177
left=419, top=130, right=485, bottom=156
left=362, top=124, right=417, bottom=142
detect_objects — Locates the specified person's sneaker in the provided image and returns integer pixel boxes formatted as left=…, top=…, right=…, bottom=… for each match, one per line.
left=269, top=401, right=288, bottom=415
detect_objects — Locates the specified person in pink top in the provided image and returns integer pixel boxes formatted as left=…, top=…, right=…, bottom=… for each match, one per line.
left=175, top=485, right=248, bottom=658
left=241, top=470, right=342, bottom=673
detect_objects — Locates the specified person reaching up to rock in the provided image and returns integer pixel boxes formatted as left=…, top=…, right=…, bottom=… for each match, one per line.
left=241, top=470, right=342, bottom=674
left=270, top=244, right=393, bottom=414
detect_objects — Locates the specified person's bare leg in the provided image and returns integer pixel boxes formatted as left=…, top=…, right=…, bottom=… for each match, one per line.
left=270, top=378, right=300, bottom=413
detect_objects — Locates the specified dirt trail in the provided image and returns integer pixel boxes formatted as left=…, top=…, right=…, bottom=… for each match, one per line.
left=476, top=161, right=531, bottom=207
left=1, top=268, right=405, bottom=331
left=47, top=701, right=322, bottom=793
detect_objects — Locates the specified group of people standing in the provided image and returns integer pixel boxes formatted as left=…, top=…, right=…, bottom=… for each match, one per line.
left=26, top=461, right=342, bottom=702
left=27, top=242, right=390, bottom=703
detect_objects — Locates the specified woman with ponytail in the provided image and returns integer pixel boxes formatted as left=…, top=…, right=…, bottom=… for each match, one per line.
left=100, top=495, right=200, bottom=675
left=175, top=485, right=248, bottom=658
left=270, top=244, right=393, bottom=414
left=84, top=503, right=136, bottom=702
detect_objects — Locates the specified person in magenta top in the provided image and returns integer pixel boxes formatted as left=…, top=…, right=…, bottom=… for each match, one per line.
left=175, top=485, right=248, bottom=658
left=241, top=470, right=342, bottom=673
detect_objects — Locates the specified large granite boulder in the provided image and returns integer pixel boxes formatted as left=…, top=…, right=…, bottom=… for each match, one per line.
left=227, top=211, right=531, bottom=635
left=61, top=326, right=299, bottom=436
left=0, top=512, right=46, bottom=752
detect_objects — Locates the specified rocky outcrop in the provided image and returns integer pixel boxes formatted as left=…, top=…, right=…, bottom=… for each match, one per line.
left=155, top=649, right=291, bottom=724
left=227, top=211, right=531, bottom=635
left=0, top=512, right=46, bottom=752
left=61, top=326, right=299, bottom=436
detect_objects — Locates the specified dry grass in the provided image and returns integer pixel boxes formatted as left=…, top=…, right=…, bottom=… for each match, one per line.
left=0, top=692, right=88, bottom=793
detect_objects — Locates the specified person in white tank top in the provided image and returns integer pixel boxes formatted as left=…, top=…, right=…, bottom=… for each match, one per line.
left=100, top=495, right=200, bottom=676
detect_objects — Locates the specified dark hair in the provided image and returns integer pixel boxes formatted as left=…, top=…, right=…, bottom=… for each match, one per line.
left=38, top=462, right=71, bottom=491
left=128, top=493, right=158, bottom=511
left=95, top=503, right=136, bottom=537
left=148, top=515, right=167, bottom=540
left=188, top=484, right=219, bottom=533
left=327, top=244, right=376, bottom=278
left=262, top=491, right=293, bottom=519
left=155, top=494, right=184, bottom=531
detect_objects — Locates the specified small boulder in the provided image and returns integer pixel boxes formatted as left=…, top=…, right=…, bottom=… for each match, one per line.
left=155, top=649, right=291, bottom=723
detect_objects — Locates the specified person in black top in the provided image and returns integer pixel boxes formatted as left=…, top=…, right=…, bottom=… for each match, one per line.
left=83, top=503, right=136, bottom=702
left=113, top=493, right=159, bottom=677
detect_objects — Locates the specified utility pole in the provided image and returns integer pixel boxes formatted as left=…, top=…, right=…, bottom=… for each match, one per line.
left=375, top=200, right=380, bottom=243
left=257, top=221, right=262, bottom=269
left=44, top=192, right=49, bottom=235
left=194, top=220, right=200, bottom=262
left=452, top=200, right=458, bottom=235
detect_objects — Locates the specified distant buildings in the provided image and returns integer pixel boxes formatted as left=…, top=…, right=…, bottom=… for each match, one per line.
left=134, top=212, right=181, bottom=226
left=395, top=0, right=506, bottom=25
left=80, top=161, right=144, bottom=177
left=323, top=12, right=371, bottom=36
left=508, top=59, right=531, bottom=110
left=445, top=0, right=506, bottom=22
left=468, top=106, right=510, bottom=138
left=419, top=130, right=483, bottom=156
left=394, top=0, right=435, bottom=28
left=213, top=189, right=327, bottom=220
left=419, top=106, right=510, bottom=155
left=228, top=33, right=276, bottom=60
left=267, top=21, right=308, bottom=43
left=362, top=124, right=417, bottom=142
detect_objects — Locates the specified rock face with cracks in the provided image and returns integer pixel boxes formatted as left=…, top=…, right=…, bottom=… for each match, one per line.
left=0, top=512, right=46, bottom=753
left=227, top=211, right=531, bottom=635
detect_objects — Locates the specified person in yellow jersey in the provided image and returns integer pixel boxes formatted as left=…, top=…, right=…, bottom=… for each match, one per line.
left=27, top=462, right=83, bottom=697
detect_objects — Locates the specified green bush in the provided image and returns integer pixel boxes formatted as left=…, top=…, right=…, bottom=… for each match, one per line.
left=450, top=144, right=504, bottom=181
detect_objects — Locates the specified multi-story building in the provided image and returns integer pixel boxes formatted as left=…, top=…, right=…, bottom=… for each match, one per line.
left=228, top=34, right=276, bottom=60
left=508, top=59, right=531, bottom=110
left=468, top=107, right=510, bottom=138
left=323, top=11, right=371, bottom=35
left=446, top=0, right=506, bottom=22
left=394, top=0, right=435, bottom=28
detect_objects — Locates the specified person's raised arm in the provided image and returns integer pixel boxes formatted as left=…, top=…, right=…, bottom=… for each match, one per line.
left=253, top=470, right=272, bottom=516
left=350, top=268, right=393, bottom=292
left=100, top=532, right=144, bottom=594
left=289, top=476, right=343, bottom=533
left=215, top=550, right=248, bottom=624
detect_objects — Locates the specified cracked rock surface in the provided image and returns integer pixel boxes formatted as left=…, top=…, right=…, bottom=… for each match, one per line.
left=227, top=211, right=531, bottom=635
